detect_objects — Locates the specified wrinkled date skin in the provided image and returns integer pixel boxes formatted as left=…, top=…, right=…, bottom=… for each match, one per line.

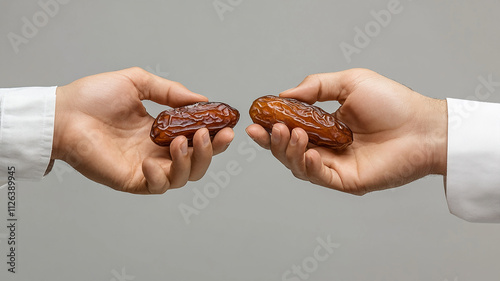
left=151, top=102, right=240, bottom=146
left=249, top=95, right=353, bottom=149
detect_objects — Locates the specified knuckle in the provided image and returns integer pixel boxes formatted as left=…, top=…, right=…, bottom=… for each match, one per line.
left=168, top=184, right=182, bottom=191
left=351, top=191, right=366, bottom=196
left=305, top=74, right=319, bottom=81
left=291, top=171, right=307, bottom=181
left=189, top=172, right=205, bottom=182
left=350, top=68, right=376, bottom=77
left=285, top=149, right=295, bottom=163
left=189, top=176, right=202, bottom=182
left=347, top=186, right=368, bottom=196
left=129, top=66, right=147, bottom=74
left=124, top=66, right=149, bottom=79
left=272, top=152, right=288, bottom=168
left=149, top=187, right=166, bottom=195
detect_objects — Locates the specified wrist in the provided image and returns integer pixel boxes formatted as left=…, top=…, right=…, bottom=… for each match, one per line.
left=52, top=86, right=69, bottom=161
left=425, top=98, right=448, bottom=175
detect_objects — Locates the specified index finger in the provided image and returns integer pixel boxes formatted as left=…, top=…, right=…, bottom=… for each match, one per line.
left=120, top=67, right=208, bottom=107
left=279, top=68, right=374, bottom=105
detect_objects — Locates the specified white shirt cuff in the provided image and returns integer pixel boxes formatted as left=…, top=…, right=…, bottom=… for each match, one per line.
left=0, top=87, right=57, bottom=182
left=446, top=98, right=500, bottom=222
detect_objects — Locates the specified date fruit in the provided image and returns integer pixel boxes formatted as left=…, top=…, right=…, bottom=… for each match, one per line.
left=249, top=95, right=353, bottom=149
left=151, top=102, right=240, bottom=146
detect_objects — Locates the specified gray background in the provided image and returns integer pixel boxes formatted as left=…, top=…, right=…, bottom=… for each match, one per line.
left=2, top=0, right=500, bottom=280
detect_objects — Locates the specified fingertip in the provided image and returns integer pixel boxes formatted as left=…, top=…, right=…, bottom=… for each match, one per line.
left=271, top=124, right=281, bottom=144
left=245, top=124, right=258, bottom=137
left=278, top=77, right=318, bottom=104
left=190, top=129, right=213, bottom=181
left=212, top=127, right=235, bottom=155
left=181, top=138, right=188, bottom=156
left=168, top=136, right=191, bottom=189
left=135, top=70, right=208, bottom=106
left=304, top=149, right=344, bottom=192
left=194, top=128, right=211, bottom=148
left=170, top=136, right=189, bottom=158
left=304, top=149, right=330, bottom=188
left=142, top=158, right=169, bottom=194
left=305, top=149, right=321, bottom=170
left=190, top=91, right=209, bottom=103
left=292, top=127, right=308, bottom=145
left=226, top=127, right=235, bottom=141
left=246, top=124, right=271, bottom=150
left=246, top=124, right=265, bottom=138
left=173, top=84, right=208, bottom=106
left=273, top=122, right=288, bottom=131
left=271, top=123, right=290, bottom=145
left=280, top=75, right=314, bottom=96
left=270, top=123, right=291, bottom=161
left=279, top=87, right=298, bottom=98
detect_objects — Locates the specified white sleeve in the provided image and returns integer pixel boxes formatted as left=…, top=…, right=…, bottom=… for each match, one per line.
left=446, top=98, right=500, bottom=223
left=0, top=87, right=56, bottom=186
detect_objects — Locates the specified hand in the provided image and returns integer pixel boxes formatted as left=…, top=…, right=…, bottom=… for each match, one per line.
left=246, top=69, right=447, bottom=195
left=52, top=67, right=235, bottom=194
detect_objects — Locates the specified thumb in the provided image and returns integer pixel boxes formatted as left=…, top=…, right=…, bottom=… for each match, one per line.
left=120, top=67, right=208, bottom=107
left=279, top=69, right=367, bottom=105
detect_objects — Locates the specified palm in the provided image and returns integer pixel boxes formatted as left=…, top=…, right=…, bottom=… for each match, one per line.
left=317, top=79, right=429, bottom=194
left=56, top=72, right=166, bottom=192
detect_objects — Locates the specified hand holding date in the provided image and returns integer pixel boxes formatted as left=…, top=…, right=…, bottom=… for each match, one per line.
left=246, top=69, right=447, bottom=195
left=249, top=95, right=353, bottom=149
left=51, top=67, right=235, bottom=194
left=151, top=102, right=240, bottom=146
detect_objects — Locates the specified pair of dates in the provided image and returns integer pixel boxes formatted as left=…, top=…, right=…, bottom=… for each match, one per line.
left=150, top=95, right=353, bottom=149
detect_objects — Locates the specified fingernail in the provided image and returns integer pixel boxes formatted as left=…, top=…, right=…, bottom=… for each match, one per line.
left=305, top=152, right=313, bottom=167
left=181, top=139, right=188, bottom=156
left=272, top=125, right=281, bottom=144
left=202, top=130, right=210, bottom=147
left=245, top=128, right=256, bottom=142
left=290, top=130, right=298, bottom=146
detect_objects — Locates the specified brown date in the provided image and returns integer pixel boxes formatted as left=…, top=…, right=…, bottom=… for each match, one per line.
left=249, top=95, right=353, bottom=149
left=150, top=102, right=240, bottom=146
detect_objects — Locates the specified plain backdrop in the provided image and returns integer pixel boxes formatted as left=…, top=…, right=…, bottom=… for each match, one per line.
left=2, top=1, right=500, bottom=280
